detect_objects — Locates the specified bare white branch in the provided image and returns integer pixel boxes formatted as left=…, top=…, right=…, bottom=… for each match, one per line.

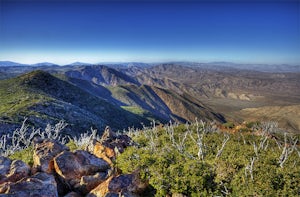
left=215, top=134, right=230, bottom=158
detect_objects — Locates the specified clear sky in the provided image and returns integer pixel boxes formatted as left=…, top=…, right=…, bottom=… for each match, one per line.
left=0, top=0, right=299, bottom=65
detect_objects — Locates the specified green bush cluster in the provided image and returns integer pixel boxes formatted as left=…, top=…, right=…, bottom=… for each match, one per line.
left=116, top=123, right=300, bottom=196
left=222, top=122, right=235, bottom=129
left=8, top=146, right=34, bottom=166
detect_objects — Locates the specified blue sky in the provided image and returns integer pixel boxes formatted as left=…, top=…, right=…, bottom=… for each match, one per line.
left=0, top=0, right=299, bottom=65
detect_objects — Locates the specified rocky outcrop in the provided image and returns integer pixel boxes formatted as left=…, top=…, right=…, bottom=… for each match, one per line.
left=93, top=126, right=134, bottom=165
left=32, top=138, right=69, bottom=174
left=54, top=150, right=111, bottom=194
left=0, top=172, right=58, bottom=196
left=101, top=126, right=134, bottom=153
left=0, top=128, right=148, bottom=197
left=87, top=172, right=148, bottom=197
left=0, top=156, right=30, bottom=184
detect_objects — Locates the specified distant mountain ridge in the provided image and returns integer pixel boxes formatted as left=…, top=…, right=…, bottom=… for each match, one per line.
left=1, top=60, right=300, bottom=72
left=0, top=61, right=28, bottom=67
left=0, top=61, right=300, bottom=133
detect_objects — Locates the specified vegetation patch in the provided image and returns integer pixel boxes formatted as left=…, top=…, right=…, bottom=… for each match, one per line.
left=117, top=121, right=300, bottom=196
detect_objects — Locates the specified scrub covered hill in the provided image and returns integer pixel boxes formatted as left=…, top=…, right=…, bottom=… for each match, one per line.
left=0, top=70, right=150, bottom=135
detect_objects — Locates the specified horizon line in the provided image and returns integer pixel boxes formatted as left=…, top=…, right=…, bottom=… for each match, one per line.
left=0, top=60, right=299, bottom=66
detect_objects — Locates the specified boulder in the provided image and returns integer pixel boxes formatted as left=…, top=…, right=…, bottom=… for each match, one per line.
left=54, top=150, right=110, bottom=194
left=87, top=172, right=148, bottom=197
left=63, top=191, right=82, bottom=197
left=32, top=139, right=69, bottom=173
left=75, top=172, right=109, bottom=194
left=0, top=156, right=30, bottom=184
left=101, top=127, right=133, bottom=153
left=101, top=192, right=139, bottom=197
left=0, top=172, right=58, bottom=197
left=93, top=141, right=115, bottom=165
left=93, top=126, right=134, bottom=164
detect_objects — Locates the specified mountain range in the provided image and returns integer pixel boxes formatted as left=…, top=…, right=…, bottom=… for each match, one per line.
left=0, top=61, right=299, bottom=134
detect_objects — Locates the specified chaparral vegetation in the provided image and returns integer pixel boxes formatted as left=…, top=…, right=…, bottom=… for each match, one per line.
left=117, top=120, right=300, bottom=196
left=0, top=119, right=299, bottom=196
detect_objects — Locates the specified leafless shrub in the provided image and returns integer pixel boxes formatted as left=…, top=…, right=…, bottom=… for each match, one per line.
left=40, top=120, right=68, bottom=141
left=0, top=119, right=67, bottom=157
left=278, top=132, right=298, bottom=168
left=215, top=134, right=230, bottom=158
left=245, top=157, right=256, bottom=181
left=72, top=127, right=99, bottom=151
left=187, top=119, right=207, bottom=160
left=165, top=122, right=188, bottom=153
left=260, top=121, right=281, bottom=135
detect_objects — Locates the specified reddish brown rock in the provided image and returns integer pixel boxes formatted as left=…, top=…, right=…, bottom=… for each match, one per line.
left=73, top=172, right=110, bottom=194
left=101, top=127, right=133, bottom=153
left=93, top=126, right=134, bottom=165
left=32, top=139, right=69, bottom=173
left=87, top=172, right=148, bottom=197
left=93, top=141, right=115, bottom=165
left=0, top=156, right=30, bottom=184
left=0, top=172, right=58, bottom=197
left=54, top=150, right=110, bottom=194
left=86, top=176, right=112, bottom=197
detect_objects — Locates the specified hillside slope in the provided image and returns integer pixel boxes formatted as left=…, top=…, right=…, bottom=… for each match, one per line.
left=0, top=71, right=150, bottom=135
left=108, top=84, right=225, bottom=123
left=240, top=105, right=300, bottom=132
left=64, top=65, right=139, bottom=86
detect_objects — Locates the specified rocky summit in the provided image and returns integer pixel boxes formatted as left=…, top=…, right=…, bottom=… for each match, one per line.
left=0, top=129, right=148, bottom=197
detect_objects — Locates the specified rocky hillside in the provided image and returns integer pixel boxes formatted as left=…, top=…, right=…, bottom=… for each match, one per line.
left=0, top=127, right=149, bottom=197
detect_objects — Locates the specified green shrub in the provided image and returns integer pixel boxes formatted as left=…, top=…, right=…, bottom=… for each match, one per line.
left=8, top=146, right=34, bottom=166
left=116, top=122, right=300, bottom=196
left=222, top=122, right=235, bottom=129
left=246, top=121, right=261, bottom=128
left=66, top=140, right=78, bottom=151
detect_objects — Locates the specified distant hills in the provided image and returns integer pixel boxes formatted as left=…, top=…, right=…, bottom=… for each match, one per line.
left=1, top=60, right=300, bottom=72
left=0, top=61, right=300, bottom=134
left=0, top=61, right=29, bottom=67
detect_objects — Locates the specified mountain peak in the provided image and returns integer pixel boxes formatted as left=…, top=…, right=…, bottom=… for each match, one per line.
left=66, top=62, right=92, bottom=66
left=0, top=61, right=26, bottom=67
left=31, top=62, right=59, bottom=67
left=19, top=70, right=56, bottom=87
